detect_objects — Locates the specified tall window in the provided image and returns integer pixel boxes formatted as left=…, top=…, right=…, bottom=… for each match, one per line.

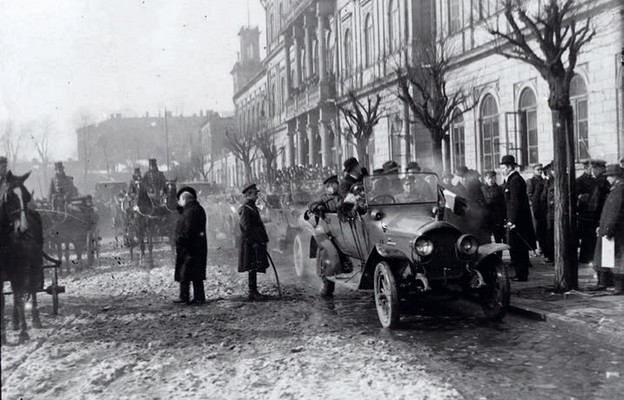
left=570, top=74, right=589, bottom=160
left=343, top=28, right=353, bottom=74
left=448, top=0, right=461, bottom=34
left=480, top=95, right=500, bottom=171
left=451, top=109, right=465, bottom=169
left=364, top=14, right=374, bottom=67
left=390, top=115, right=402, bottom=160
left=312, top=39, right=318, bottom=76
left=269, top=14, right=274, bottom=42
left=327, top=31, right=335, bottom=74
left=519, top=88, right=538, bottom=165
left=270, top=83, right=276, bottom=116
left=388, top=0, right=399, bottom=52
left=300, top=47, right=307, bottom=81
left=279, top=2, right=284, bottom=30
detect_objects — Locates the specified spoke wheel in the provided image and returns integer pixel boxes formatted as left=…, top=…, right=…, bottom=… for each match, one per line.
left=479, top=257, right=510, bottom=321
left=293, top=234, right=307, bottom=277
left=374, top=261, right=400, bottom=328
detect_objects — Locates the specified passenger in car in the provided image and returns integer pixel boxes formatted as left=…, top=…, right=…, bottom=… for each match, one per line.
left=308, top=175, right=341, bottom=217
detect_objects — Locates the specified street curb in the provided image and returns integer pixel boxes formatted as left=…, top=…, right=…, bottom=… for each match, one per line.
left=511, top=297, right=624, bottom=351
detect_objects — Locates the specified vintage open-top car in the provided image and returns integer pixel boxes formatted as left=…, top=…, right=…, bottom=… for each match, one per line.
left=301, top=171, right=510, bottom=328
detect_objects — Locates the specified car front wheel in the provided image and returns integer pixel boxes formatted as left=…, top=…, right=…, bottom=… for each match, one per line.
left=479, top=257, right=510, bottom=321
left=374, top=261, right=400, bottom=328
left=293, top=233, right=307, bottom=277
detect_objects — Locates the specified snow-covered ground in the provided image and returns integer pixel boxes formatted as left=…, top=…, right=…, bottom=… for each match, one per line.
left=1, top=245, right=460, bottom=400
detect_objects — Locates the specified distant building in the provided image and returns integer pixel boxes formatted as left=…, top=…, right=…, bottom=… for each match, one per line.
left=76, top=111, right=219, bottom=173
left=200, top=115, right=237, bottom=184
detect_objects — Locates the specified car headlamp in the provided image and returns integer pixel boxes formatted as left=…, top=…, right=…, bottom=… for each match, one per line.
left=457, top=234, right=478, bottom=256
left=413, top=235, right=434, bottom=257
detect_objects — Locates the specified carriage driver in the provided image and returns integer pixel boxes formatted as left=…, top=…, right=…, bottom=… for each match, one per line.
left=49, top=161, right=79, bottom=211
left=127, top=167, right=142, bottom=198
left=142, top=159, right=167, bottom=199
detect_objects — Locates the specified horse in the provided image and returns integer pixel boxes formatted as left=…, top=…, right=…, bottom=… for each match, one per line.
left=1, top=171, right=35, bottom=344
left=38, top=197, right=97, bottom=273
left=125, top=180, right=158, bottom=265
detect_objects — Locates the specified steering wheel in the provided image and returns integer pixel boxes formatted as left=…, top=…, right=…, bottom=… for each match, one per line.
left=371, top=195, right=396, bottom=204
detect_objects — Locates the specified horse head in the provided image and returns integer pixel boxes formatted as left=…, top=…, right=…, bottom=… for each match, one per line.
left=0, top=171, right=32, bottom=236
left=134, top=179, right=155, bottom=215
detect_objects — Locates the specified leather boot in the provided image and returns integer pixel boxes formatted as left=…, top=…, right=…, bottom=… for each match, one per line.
left=248, top=271, right=266, bottom=301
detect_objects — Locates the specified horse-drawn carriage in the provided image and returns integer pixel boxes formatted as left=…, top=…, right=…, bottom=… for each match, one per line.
left=120, top=179, right=179, bottom=264
left=35, top=195, right=99, bottom=273
left=1, top=171, right=65, bottom=345
left=94, top=180, right=128, bottom=238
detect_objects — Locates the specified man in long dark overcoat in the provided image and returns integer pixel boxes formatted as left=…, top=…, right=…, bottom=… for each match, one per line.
left=173, top=187, right=207, bottom=304
left=500, top=155, right=536, bottom=281
left=595, top=164, right=624, bottom=294
left=582, top=160, right=610, bottom=264
left=238, top=183, right=270, bottom=301
left=527, top=163, right=546, bottom=254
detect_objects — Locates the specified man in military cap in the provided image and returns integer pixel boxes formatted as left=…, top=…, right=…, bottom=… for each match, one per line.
left=49, top=161, right=78, bottom=210
left=142, top=158, right=167, bottom=199
left=500, top=155, right=536, bottom=281
left=308, top=175, right=340, bottom=217
left=127, top=167, right=143, bottom=198
left=238, top=183, right=270, bottom=301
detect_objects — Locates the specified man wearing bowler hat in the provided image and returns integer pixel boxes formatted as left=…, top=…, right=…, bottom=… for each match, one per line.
left=500, top=155, right=536, bottom=281
left=173, top=186, right=207, bottom=304
left=339, top=157, right=364, bottom=198
left=238, top=183, right=270, bottom=301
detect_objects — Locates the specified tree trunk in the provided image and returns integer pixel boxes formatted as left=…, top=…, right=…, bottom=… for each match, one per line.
left=356, top=140, right=370, bottom=170
left=431, top=134, right=444, bottom=174
left=551, top=107, right=578, bottom=292
left=244, top=163, right=253, bottom=184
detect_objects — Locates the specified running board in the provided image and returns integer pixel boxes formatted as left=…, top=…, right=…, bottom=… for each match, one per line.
left=327, top=271, right=363, bottom=291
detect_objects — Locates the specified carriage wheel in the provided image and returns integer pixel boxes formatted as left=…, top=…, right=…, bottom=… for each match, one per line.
left=52, top=265, right=59, bottom=316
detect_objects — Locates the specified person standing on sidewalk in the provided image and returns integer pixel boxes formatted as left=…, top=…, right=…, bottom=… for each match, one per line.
left=596, top=164, right=624, bottom=294
left=576, top=160, right=595, bottom=263
left=500, top=155, right=536, bottom=281
left=481, top=170, right=506, bottom=248
left=527, top=163, right=546, bottom=255
left=173, top=187, right=207, bottom=305
left=238, top=183, right=270, bottom=301
left=541, top=163, right=555, bottom=263
left=583, top=160, right=610, bottom=265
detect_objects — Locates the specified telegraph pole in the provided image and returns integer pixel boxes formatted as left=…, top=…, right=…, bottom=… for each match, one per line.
left=164, top=108, right=170, bottom=171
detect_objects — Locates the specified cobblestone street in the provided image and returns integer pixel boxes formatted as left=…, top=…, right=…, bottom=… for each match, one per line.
left=2, top=241, right=623, bottom=399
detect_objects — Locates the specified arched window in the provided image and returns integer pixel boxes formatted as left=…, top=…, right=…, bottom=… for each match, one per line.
left=327, top=31, right=335, bottom=74
left=519, top=88, right=538, bottom=165
left=364, top=14, right=374, bottom=67
left=480, top=95, right=500, bottom=171
left=451, top=109, right=465, bottom=169
left=312, top=39, right=318, bottom=76
left=570, top=75, right=589, bottom=160
left=343, top=28, right=353, bottom=74
left=388, top=0, right=399, bottom=52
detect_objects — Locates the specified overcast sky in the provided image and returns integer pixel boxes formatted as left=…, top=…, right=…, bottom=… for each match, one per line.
left=0, top=0, right=265, bottom=160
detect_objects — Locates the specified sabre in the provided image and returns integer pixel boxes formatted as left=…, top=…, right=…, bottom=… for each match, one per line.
left=264, top=248, right=283, bottom=298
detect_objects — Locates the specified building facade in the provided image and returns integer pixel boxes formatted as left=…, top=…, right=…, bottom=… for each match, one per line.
left=229, top=0, right=623, bottom=185
left=438, top=0, right=624, bottom=172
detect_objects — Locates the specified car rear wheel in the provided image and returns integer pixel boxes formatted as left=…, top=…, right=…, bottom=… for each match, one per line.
left=479, top=257, right=510, bottom=321
left=293, top=233, right=307, bottom=277
left=374, top=261, right=400, bottom=328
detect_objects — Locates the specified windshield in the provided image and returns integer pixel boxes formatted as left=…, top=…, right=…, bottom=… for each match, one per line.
left=364, top=172, right=439, bottom=205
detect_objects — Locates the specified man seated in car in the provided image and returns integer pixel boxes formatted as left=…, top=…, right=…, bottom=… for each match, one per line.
left=308, top=175, right=341, bottom=218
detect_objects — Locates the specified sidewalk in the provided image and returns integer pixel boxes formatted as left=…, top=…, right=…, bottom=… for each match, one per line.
left=508, top=256, right=624, bottom=350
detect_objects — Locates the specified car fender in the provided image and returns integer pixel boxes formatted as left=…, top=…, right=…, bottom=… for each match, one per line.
left=476, top=243, right=509, bottom=265
left=358, top=245, right=411, bottom=290
left=315, top=236, right=342, bottom=278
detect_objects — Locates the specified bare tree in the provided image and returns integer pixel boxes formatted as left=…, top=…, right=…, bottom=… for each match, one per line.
left=224, top=128, right=257, bottom=183
left=396, top=41, right=475, bottom=172
left=189, top=150, right=213, bottom=181
left=253, top=127, right=283, bottom=185
left=1, top=120, right=25, bottom=164
left=32, top=118, right=53, bottom=183
left=488, top=0, right=595, bottom=291
left=337, top=92, right=383, bottom=169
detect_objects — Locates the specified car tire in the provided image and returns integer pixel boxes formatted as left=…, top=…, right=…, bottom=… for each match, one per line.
left=317, top=246, right=335, bottom=297
left=479, top=257, right=510, bottom=321
left=374, top=261, right=400, bottom=328
left=293, top=233, right=308, bottom=277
